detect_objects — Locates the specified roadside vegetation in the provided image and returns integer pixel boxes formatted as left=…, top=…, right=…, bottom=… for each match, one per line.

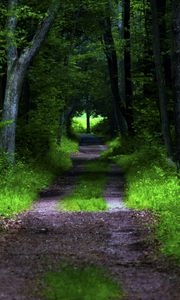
left=40, top=265, right=123, bottom=300
left=59, top=160, right=108, bottom=212
left=0, top=137, right=78, bottom=216
left=102, top=138, right=180, bottom=260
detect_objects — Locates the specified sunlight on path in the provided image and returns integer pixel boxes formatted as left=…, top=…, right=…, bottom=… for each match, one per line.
left=104, top=164, right=129, bottom=212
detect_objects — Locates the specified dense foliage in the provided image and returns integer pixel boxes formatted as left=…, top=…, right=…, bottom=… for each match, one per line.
left=0, top=0, right=179, bottom=260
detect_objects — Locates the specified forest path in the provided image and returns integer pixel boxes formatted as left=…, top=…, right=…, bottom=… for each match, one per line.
left=0, top=134, right=179, bottom=300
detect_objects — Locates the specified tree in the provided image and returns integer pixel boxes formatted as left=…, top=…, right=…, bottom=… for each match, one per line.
left=0, top=0, right=60, bottom=162
left=103, top=14, right=128, bottom=136
left=123, top=0, right=134, bottom=133
left=172, top=0, right=180, bottom=167
left=150, top=0, right=173, bottom=158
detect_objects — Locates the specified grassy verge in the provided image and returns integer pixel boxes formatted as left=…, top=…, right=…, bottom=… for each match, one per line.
left=58, top=161, right=108, bottom=212
left=40, top=265, right=123, bottom=300
left=103, top=138, right=180, bottom=260
left=0, top=137, right=78, bottom=217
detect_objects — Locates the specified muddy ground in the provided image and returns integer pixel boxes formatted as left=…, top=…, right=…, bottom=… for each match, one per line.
left=0, top=136, right=179, bottom=300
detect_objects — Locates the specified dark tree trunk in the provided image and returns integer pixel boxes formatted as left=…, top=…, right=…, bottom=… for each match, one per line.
left=86, top=96, right=91, bottom=134
left=172, top=0, right=180, bottom=167
left=116, top=1, right=125, bottom=104
left=123, top=0, right=134, bottom=134
left=0, top=73, right=6, bottom=110
left=150, top=0, right=173, bottom=158
left=66, top=107, right=75, bottom=138
left=156, top=0, right=172, bottom=90
left=103, top=16, right=128, bottom=136
left=0, top=0, right=60, bottom=162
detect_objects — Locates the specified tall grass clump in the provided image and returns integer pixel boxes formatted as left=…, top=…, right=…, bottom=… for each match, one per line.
left=47, top=136, right=78, bottom=173
left=0, top=137, right=78, bottom=216
left=40, top=265, right=123, bottom=300
left=104, top=138, right=180, bottom=260
left=0, top=158, right=52, bottom=216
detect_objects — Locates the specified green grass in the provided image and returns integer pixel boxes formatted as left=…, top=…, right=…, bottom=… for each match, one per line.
left=105, top=139, right=180, bottom=260
left=0, top=136, right=78, bottom=217
left=48, top=136, right=78, bottom=172
left=59, top=161, right=108, bottom=212
left=40, top=265, right=123, bottom=300
left=0, top=161, right=52, bottom=216
left=72, top=113, right=104, bottom=133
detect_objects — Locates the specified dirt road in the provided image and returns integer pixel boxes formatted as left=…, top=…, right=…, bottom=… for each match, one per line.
left=0, top=135, right=179, bottom=299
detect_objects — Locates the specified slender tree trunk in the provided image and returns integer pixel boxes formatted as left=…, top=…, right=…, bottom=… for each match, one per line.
left=123, top=0, right=134, bottom=134
left=0, top=0, right=60, bottom=162
left=86, top=97, right=91, bottom=134
left=103, top=16, right=128, bottom=136
left=65, top=104, right=76, bottom=138
left=116, top=1, right=125, bottom=104
left=172, top=0, right=180, bottom=167
left=57, top=111, right=65, bottom=144
left=150, top=0, right=173, bottom=158
left=156, top=0, right=172, bottom=90
left=0, top=73, right=6, bottom=110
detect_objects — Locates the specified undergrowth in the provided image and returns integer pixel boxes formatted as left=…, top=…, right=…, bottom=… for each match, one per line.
left=0, top=137, right=78, bottom=216
left=103, top=137, right=180, bottom=260
left=40, top=265, right=123, bottom=300
left=59, top=160, right=108, bottom=212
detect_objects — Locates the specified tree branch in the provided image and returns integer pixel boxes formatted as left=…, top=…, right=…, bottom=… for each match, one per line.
left=7, top=0, right=18, bottom=76
left=19, top=1, right=60, bottom=67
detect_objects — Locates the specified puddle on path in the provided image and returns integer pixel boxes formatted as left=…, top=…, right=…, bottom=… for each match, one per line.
left=104, top=164, right=128, bottom=212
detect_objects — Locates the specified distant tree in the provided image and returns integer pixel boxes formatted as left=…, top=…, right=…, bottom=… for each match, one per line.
left=172, top=0, right=180, bottom=167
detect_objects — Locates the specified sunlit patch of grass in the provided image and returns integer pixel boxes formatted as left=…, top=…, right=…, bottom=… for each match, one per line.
left=59, top=160, right=108, bottom=212
left=40, top=265, right=123, bottom=300
left=72, top=113, right=104, bottom=133
left=107, top=142, right=180, bottom=260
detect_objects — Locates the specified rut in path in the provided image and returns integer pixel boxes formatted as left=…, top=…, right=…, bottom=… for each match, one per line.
left=0, top=134, right=179, bottom=300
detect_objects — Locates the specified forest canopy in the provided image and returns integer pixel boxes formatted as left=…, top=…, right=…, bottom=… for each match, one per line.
left=0, top=0, right=179, bottom=165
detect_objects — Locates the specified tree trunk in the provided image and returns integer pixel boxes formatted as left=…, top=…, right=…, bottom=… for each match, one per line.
left=1, top=64, right=26, bottom=156
left=0, top=0, right=60, bottom=162
left=172, top=0, right=180, bottom=167
left=103, top=16, right=128, bottom=136
left=150, top=0, right=173, bottom=158
left=156, top=0, right=172, bottom=90
left=123, top=0, right=134, bottom=134
left=86, top=96, right=91, bottom=134
left=116, top=1, right=125, bottom=104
